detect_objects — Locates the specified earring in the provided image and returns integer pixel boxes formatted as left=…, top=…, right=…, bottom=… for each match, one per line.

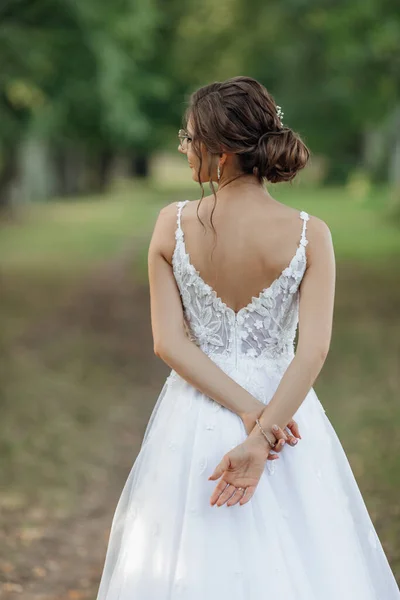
left=217, top=164, right=221, bottom=182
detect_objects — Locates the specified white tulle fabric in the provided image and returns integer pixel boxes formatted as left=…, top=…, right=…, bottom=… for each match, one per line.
left=96, top=200, right=400, bottom=599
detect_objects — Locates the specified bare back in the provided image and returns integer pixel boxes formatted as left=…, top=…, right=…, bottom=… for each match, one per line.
left=169, top=195, right=308, bottom=314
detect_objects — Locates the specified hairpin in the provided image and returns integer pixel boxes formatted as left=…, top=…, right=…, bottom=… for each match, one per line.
left=276, top=105, right=284, bottom=126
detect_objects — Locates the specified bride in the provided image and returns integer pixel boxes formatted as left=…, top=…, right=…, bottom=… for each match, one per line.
left=96, top=76, right=400, bottom=599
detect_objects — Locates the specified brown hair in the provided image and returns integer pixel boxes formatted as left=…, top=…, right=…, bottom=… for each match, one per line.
left=182, top=76, right=310, bottom=249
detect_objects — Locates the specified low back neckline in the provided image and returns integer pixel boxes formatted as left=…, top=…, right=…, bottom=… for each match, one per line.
left=173, top=199, right=309, bottom=319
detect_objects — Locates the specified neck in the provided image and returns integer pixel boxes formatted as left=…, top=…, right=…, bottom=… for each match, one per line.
left=216, top=172, right=272, bottom=202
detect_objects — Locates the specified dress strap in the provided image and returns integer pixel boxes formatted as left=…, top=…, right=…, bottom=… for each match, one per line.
left=175, top=200, right=190, bottom=241
left=299, top=211, right=310, bottom=247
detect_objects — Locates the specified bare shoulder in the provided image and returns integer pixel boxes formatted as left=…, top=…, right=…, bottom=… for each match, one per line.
left=155, top=199, right=179, bottom=222
left=157, top=198, right=195, bottom=223
left=305, top=212, right=333, bottom=244
left=271, top=202, right=332, bottom=246
left=304, top=212, right=335, bottom=265
left=149, top=200, right=189, bottom=265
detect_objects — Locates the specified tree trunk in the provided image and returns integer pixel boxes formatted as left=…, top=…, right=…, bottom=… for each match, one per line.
left=0, top=146, right=18, bottom=212
left=363, top=126, right=386, bottom=182
left=52, top=145, right=85, bottom=197
left=97, top=149, right=114, bottom=192
left=389, top=107, right=400, bottom=187
left=130, top=153, right=150, bottom=178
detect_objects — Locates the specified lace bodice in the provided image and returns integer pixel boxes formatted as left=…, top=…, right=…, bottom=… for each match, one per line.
left=172, top=200, right=309, bottom=369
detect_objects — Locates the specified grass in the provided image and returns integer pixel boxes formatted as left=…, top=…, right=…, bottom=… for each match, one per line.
left=0, top=177, right=400, bottom=594
left=1, top=180, right=399, bottom=273
left=0, top=181, right=161, bottom=272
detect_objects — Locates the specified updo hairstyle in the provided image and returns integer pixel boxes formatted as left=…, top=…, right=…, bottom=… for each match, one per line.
left=184, top=76, right=309, bottom=185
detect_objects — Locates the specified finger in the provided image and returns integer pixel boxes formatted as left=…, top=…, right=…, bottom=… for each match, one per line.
left=210, top=479, right=230, bottom=506
left=239, top=485, right=256, bottom=505
left=272, top=438, right=286, bottom=452
left=272, top=425, right=288, bottom=442
left=268, top=431, right=286, bottom=454
left=267, top=452, right=280, bottom=460
left=227, top=487, right=246, bottom=507
left=208, top=455, right=230, bottom=481
left=216, top=483, right=236, bottom=507
left=287, top=419, right=301, bottom=439
left=284, top=427, right=299, bottom=446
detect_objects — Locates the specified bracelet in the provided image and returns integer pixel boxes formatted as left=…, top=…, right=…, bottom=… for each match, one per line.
left=255, top=419, right=277, bottom=449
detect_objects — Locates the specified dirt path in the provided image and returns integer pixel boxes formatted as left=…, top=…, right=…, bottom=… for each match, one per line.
left=1, top=383, right=162, bottom=600
left=0, top=248, right=170, bottom=599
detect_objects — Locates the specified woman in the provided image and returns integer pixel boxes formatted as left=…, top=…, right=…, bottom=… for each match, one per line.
left=96, top=76, right=400, bottom=599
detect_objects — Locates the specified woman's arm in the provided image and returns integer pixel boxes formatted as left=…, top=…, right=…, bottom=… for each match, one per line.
left=207, top=216, right=336, bottom=507
left=148, top=203, right=266, bottom=428
left=246, top=215, right=336, bottom=447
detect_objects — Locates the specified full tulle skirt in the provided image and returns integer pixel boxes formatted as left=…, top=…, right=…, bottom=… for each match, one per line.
left=95, top=357, right=400, bottom=599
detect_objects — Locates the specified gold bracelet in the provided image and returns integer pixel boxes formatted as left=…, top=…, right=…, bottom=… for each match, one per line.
left=255, top=419, right=277, bottom=449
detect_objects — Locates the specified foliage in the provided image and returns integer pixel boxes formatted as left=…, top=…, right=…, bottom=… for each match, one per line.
left=0, top=0, right=399, bottom=203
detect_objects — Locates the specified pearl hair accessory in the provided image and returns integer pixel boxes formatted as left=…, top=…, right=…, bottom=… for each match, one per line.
left=276, top=105, right=284, bottom=126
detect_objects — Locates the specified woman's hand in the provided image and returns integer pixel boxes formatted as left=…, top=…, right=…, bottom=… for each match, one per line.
left=241, top=409, right=301, bottom=459
left=208, top=425, right=289, bottom=507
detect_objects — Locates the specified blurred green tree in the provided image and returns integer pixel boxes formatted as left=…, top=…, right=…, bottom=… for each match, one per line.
left=170, top=0, right=400, bottom=183
left=0, top=0, right=172, bottom=204
left=0, top=0, right=399, bottom=208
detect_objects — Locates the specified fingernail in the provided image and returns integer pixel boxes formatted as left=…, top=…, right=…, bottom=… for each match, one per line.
left=272, top=424, right=278, bottom=431
left=292, top=439, right=298, bottom=444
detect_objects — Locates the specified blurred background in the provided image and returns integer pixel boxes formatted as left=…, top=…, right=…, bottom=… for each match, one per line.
left=0, top=0, right=399, bottom=597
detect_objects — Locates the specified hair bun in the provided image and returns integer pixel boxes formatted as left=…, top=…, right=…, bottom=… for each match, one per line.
left=187, top=76, right=310, bottom=184
left=254, top=127, right=309, bottom=183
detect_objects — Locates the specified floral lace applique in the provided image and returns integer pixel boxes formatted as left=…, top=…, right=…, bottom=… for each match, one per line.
left=172, top=200, right=309, bottom=366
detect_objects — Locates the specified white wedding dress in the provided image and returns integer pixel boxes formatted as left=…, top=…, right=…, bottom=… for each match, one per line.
left=96, top=200, right=400, bottom=599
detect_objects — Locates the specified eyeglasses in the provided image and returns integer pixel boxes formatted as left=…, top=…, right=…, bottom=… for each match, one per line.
left=178, top=129, right=192, bottom=150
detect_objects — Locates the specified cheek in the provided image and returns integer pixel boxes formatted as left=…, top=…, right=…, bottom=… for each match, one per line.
left=189, top=146, right=209, bottom=169
left=187, top=146, right=198, bottom=166
left=187, top=145, right=213, bottom=181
